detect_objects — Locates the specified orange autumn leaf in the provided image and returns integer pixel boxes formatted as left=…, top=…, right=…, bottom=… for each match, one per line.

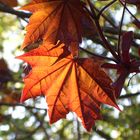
left=0, top=0, right=18, bottom=7
left=20, top=0, right=92, bottom=51
left=17, top=42, right=119, bottom=131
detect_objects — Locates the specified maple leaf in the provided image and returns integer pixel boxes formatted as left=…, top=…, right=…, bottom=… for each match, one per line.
left=102, top=31, right=140, bottom=97
left=0, top=0, right=18, bottom=7
left=20, top=0, right=93, bottom=53
left=17, top=42, right=119, bottom=131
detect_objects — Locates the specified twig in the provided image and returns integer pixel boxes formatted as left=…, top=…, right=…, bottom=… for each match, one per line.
left=80, top=47, right=117, bottom=62
left=42, top=126, right=50, bottom=140
left=0, top=102, right=47, bottom=111
left=119, top=0, right=140, bottom=23
left=86, top=0, right=120, bottom=62
left=0, top=3, right=31, bottom=19
left=77, top=119, right=81, bottom=140
left=91, top=4, right=117, bottom=28
left=119, top=92, right=140, bottom=99
left=117, top=1, right=126, bottom=57
left=93, top=127, right=112, bottom=140
left=97, top=0, right=117, bottom=19
left=103, top=27, right=140, bottom=39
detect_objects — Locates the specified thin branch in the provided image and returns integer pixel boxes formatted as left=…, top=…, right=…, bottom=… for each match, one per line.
left=42, top=126, right=51, bottom=140
left=86, top=0, right=120, bottom=62
left=0, top=102, right=47, bottom=111
left=103, top=27, right=140, bottom=39
left=91, top=4, right=117, bottom=29
left=93, top=127, right=112, bottom=140
left=97, top=0, right=117, bottom=19
left=119, top=92, right=140, bottom=99
left=105, top=34, right=140, bottom=49
left=0, top=3, right=31, bottom=19
left=117, top=1, right=126, bottom=57
left=119, top=0, right=140, bottom=23
left=1, top=3, right=140, bottom=40
left=80, top=47, right=117, bottom=62
left=77, top=119, right=81, bottom=140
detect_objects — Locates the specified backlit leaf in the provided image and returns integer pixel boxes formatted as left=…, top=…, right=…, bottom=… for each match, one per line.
left=20, top=0, right=92, bottom=53
left=17, top=42, right=119, bottom=131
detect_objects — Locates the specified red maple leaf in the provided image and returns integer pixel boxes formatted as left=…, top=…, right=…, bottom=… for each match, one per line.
left=102, top=31, right=140, bottom=97
left=20, top=0, right=94, bottom=54
left=17, top=41, right=119, bottom=131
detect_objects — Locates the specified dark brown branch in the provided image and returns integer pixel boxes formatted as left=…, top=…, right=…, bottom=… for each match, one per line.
left=119, top=0, right=140, bottom=23
left=1, top=3, right=140, bottom=41
left=0, top=102, right=47, bottom=111
left=119, top=92, right=140, bottom=99
left=86, top=0, right=120, bottom=61
left=77, top=119, right=81, bottom=140
left=80, top=47, right=117, bottom=62
left=93, top=127, right=113, bottom=140
left=0, top=3, right=31, bottom=19
left=104, top=27, right=140, bottom=40
left=92, top=4, right=117, bottom=28
left=117, top=1, right=126, bottom=57
left=97, top=0, right=117, bottom=19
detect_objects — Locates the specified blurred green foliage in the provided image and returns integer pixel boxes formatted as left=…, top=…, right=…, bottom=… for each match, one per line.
left=0, top=0, right=140, bottom=140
